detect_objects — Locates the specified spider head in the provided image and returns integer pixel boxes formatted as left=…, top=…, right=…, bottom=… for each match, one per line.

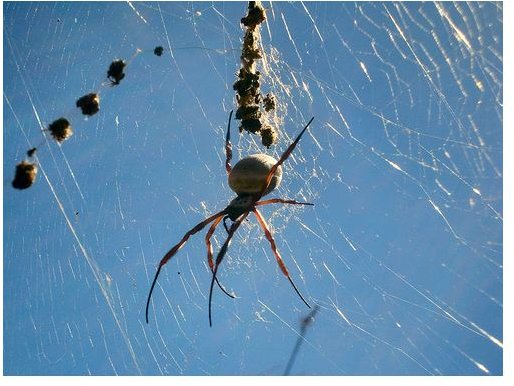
left=226, top=194, right=255, bottom=221
left=228, top=153, right=283, bottom=196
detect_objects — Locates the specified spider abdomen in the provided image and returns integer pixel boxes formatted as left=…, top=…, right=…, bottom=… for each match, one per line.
left=228, top=154, right=282, bottom=196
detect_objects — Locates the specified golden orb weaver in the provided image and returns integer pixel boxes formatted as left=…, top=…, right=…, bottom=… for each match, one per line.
left=145, top=111, right=315, bottom=326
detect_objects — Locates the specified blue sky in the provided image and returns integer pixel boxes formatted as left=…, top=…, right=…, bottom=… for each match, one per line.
left=3, top=1, right=503, bottom=376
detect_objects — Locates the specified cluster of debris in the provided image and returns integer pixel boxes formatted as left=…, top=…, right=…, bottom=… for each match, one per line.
left=233, top=1, right=278, bottom=148
left=12, top=47, right=164, bottom=190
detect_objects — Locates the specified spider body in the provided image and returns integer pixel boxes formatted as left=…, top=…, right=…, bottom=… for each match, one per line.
left=145, top=111, right=315, bottom=326
left=225, top=194, right=255, bottom=221
left=226, top=154, right=282, bottom=221
left=228, top=153, right=282, bottom=196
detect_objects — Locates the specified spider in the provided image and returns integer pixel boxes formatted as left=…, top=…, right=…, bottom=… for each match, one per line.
left=145, top=111, right=315, bottom=326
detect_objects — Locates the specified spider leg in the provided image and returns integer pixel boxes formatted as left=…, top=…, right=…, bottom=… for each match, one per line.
left=208, top=212, right=250, bottom=327
left=252, top=208, right=311, bottom=309
left=145, top=209, right=226, bottom=324
left=258, top=117, right=315, bottom=198
left=223, top=215, right=251, bottom=234
left=256, top=198, right=314, bottom=207
left=225, top=110, right=233, bottom=175
left=206, top=216, right=235, bottom=299
left=222, top=215, right=231, bottom=234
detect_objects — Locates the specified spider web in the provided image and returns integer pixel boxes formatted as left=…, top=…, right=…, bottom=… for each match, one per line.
left=3, top=1, right=503, bottom=376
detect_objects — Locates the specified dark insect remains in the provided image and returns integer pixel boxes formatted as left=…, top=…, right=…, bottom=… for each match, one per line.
left=107, top=59, right=126, bottom=86
left=12, top=160, right=38, bottom=190
left=48, top=117, right=73, bottom=143
left=76, top=93, right=100, bottom=116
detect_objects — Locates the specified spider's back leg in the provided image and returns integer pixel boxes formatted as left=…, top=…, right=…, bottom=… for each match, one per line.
left=205, top=216, right=236, bottom=299
left=145, top=210, right=226, bottom=324
left=208, top=211, right=249, bottom=326
left=252, top=208, right=311, bottom=309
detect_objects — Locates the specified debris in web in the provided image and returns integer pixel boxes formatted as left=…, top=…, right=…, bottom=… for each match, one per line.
left=234, top=1, right=278, bottom=148
left=8, top=19, right=231, bottom=193
left=12, top=160, right=38, bottom=190
left=154, top=46, right=164, bottom=56
left=26, top=147, right=37, bottom=158
left=48, top=117, right=73, bottom=143
left=4, top=2, right=503, bottom=375
left=107, top=59, right=126, bottom=86
left=10, top=46, right=163, bottom=190
left=262, top=93, right=276, bottom=112
left=76, top=93, right=100, bottom=116
left=260, top=124, right=277, bottom=147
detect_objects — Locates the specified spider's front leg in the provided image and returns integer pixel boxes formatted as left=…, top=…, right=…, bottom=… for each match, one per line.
left=225, top=110, right=233, bottom=174
left=258, top=117, right=314, bottom=198
left=256, top=198, right=314, bottom=207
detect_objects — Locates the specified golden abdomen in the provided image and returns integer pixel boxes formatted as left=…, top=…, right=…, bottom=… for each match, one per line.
left=228, top=154, right=282, bottom=196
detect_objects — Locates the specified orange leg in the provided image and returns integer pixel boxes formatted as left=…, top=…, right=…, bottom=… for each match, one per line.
left=256, top=198, right=313, bottom=206
left=208, top=211, right=250, bottom=326
left=252, top=208, right=311, bottom=309
left=146, top=210, right=226, bottom=323
left=206, top=216, right=235, bottom=299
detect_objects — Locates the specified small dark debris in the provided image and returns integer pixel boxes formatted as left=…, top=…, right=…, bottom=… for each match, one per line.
left=76, top=93, right=100, bottom=116
left=26, top=147, right=37, bottom=158
left=262, top=93, right=276, bottom=112
left=235, top=105, right=260, bottom=120
left=107, top=59, right=126, bottom=85
left=241, top=46, right=262, bottom=62
left=12, top=161, right=38, bottom=190
left=233, top=70, right=260, bottom=96
left=154, top=46, right=164, bottom=56
left=48, top=117, right=73, bottom=143
left=240, top=118, right=262, bottom=134
left=241, top=34, right=262, bottom=61
left=241, top=1, right=266, bottom=29
left=261, top=125, right=277, bottom=148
